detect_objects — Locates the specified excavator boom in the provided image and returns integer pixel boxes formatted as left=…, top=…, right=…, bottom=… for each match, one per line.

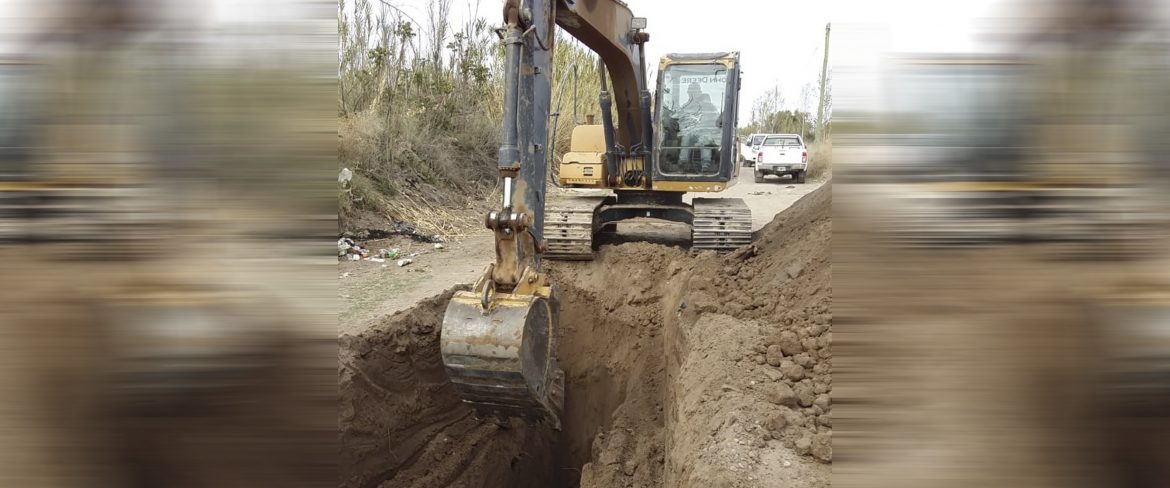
left=440, top=0, right=651, bottom=427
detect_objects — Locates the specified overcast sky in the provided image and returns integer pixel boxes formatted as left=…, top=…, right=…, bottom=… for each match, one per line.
left=0, top=0, right=1011, bottom=121
left=378, top=0, right=1018, bottom=126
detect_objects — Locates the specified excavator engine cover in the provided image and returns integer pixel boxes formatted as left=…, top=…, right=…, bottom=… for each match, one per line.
left=441, top=287, right=563, bottom=428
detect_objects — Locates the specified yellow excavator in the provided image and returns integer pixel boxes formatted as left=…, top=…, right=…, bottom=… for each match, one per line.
left=441, top=0, right=747, bottom=426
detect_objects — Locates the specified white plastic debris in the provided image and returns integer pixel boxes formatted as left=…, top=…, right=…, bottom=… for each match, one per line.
left=434, top=243, right=445, bottom=250
left=339, top=168, right=353, bottom=186
left=337, top=237, right=355, bottom=256
left=341, top=272, right=350, bottom=278
left=397, top=258, right=413, bottom=267
left=368, top=257, right=385, bottom=263
left=347, top=254, right=360, bottom=261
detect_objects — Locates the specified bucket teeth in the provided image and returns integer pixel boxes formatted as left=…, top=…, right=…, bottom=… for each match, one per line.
left=441, top=290, right=563, bottom=429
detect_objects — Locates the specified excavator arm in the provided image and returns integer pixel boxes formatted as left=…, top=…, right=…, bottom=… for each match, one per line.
left=440, top=0, right=653, bottom=426
left=554, top=0, right=651, bottom=152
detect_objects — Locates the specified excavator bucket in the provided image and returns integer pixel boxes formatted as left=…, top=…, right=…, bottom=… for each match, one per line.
left=441, top=285, right=563, bottom=429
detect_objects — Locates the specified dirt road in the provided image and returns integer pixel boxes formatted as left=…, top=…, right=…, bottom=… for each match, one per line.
left=687, top=167, right=822, bottom=231
left=339, top=169, right=826, bottom=331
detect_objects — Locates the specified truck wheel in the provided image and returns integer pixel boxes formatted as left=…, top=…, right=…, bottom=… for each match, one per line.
left=754, top=172, right=764, bottom=184
left=794, top=171, right=806, bottom=184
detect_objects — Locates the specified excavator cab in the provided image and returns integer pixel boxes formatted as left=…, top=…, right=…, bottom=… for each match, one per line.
left=558, top=52, right=743, bottom=193
left=653, top=53, right=742, bottom=190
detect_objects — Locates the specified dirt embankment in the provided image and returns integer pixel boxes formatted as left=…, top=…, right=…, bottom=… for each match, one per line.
left=339, top=183, right=832, bottom=487
left=663, top=184, right=832, bottom=487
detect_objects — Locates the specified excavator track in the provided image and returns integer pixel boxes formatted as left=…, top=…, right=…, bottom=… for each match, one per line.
left=544, top=196, right=605, bottom=260
left=691, top=197, right=753, bottom=252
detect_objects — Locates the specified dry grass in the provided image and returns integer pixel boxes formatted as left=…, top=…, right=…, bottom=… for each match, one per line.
left=809, top=140, right=833, bottom=179
left=382, top=188, right=493, bottom=240
left=339, top=103, right=498, bottom=237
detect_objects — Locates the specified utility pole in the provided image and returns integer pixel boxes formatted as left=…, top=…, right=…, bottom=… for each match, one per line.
left=815, top=23, right=831, bottom=143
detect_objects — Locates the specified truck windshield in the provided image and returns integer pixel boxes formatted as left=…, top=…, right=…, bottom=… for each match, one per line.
left=657, top=63, right=727, bottom=176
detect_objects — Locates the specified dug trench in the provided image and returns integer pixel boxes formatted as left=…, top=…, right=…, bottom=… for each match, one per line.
left=340, top=183, right=832, bottom=488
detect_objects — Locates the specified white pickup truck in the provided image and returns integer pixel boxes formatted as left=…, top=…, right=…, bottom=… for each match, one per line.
left=753, top=134, right=808, bottom=183
left=741, top=133, right=771, bottom=166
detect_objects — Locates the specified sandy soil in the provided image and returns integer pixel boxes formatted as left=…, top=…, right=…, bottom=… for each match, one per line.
left=338, top=182, right=833, bottom=487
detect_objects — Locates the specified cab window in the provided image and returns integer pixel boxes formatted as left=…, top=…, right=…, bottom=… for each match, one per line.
left=657, top=63, right=727, bottom=176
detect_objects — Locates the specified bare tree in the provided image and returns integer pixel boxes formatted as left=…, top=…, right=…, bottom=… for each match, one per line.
left=425, top=0, right=453, bottom=65
left=800, top=82, right=815, bottom=138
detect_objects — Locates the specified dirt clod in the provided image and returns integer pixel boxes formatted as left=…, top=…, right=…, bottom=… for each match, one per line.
left=809, top=323, right=829, bottom=336
left=767, top=383, right=799, bottom=407
left=781, top=360, right=806, bottom=381
left=795, top=435, right=812, bottom=455
left=794, top=352, right=815, bottom=368
left=811, top=434, right=832, bottom=463
left=766, top=345, right=784, bottom=366
left=767, top=411, right=789, bottom=432
left=814, top=394, right=831, bottom=411
left=795, top=382, right=816, bottom=408
left=775, top=330, right=802, bottom=356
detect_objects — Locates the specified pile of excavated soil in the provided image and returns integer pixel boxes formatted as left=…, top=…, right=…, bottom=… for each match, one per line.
left=564, top=183, right=832, bottom=488
left=339, top=183, right=832, bottom=487
left=663, top=183, right=832, bottom=487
